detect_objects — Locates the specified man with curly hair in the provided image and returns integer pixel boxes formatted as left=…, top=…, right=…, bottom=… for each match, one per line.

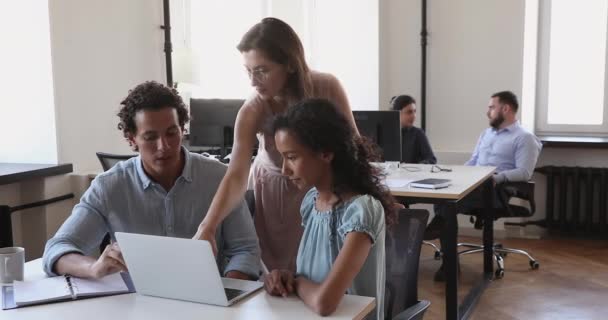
left=43, top=81, right=260, bottom=280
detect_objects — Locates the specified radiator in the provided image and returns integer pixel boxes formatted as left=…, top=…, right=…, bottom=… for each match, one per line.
left=535, top=166, right=608, bottom=236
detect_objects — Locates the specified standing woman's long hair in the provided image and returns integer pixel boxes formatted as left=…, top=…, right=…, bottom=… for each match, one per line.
left=237, top=17, right=314, bottom=100
left=272, top=98, right=398, bottom=226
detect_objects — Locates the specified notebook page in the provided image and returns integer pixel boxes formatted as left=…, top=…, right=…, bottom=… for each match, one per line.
left=13, top=276, right=73, bottom=306
left=71, top=272, right=129, bottom=298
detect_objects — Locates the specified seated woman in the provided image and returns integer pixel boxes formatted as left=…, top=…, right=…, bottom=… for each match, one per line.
left=263, top=98, right=396, bottom=320
left=391, top=95, right=437, bottom=164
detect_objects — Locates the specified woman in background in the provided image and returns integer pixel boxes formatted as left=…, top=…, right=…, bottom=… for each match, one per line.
left=391, top=95, right=436, bottom=164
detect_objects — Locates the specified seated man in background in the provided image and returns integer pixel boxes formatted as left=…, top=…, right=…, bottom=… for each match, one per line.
left=425, top=90, right=542, bottom=281
left=391, top=95, right=437, bottom=164
left=43, top=81, right=260, bottom=280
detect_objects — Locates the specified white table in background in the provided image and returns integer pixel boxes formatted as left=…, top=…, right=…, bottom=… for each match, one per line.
left=0, top=259, right=375, bottom=320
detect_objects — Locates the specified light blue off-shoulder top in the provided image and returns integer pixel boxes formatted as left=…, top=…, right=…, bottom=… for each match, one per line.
left=296, top=188, right=386, bottom=320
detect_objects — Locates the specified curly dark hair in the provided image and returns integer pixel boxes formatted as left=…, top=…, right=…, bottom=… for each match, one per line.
left=272, top=98, right=397, bottom=226
left=117, top=81, right=189, bottom=141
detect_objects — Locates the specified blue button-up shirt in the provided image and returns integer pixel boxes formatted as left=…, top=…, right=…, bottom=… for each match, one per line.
left=466, top=122, right=542, bottom=183
left=43, top=148, right=260, bottom=278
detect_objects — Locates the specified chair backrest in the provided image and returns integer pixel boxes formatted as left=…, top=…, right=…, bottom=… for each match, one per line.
left=385, top=209, right=429, bottom=320
left=95, top=152, right=137, bottom=171
left=466, top=181, right=536, bottom=229
left=95, top=152, right=136, bottom=253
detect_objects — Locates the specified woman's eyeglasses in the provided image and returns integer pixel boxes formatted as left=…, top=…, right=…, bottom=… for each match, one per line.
left=246, top=68, right=272, bottom=83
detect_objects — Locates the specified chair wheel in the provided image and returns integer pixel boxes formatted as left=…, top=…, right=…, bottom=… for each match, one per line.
left=530, top=260, right=539, bottom=269
left=434, top=251, right=442, bottom=260
left=495, top=269, right=505, bottom=279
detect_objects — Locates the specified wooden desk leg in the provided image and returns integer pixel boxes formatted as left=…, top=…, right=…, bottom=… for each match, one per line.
left=441, top=202, right=459, bottom=320
left=482, top=179, right=494, bottom=274
left=0, top=205, right=13, bottom=248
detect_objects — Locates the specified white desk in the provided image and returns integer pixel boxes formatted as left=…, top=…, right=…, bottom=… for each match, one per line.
left=387, top=164, right=495, bottom=200
left=387, top=164, right=496, bottom=320
left=1, top=259, right=375, bottom=320
left=0, top=163, right=74, bottom=249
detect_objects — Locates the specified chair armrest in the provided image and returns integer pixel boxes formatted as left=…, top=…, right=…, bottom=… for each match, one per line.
left=392, top=300, right=431, bottom=320
left=499, top=181, right=534, bottom=198
left=497, top=181, right=536, bottom=215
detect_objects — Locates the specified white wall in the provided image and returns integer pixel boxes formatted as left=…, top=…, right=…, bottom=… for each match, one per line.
left=0, top=1, right=58, bottom=164
left=2, top=0, right=167, bottom=260
left=426, top=0, right=526, bottom=153
left=49, top=0, right=165, bottom=173
left=379, top=0, right=527, bottom=136
left=379, top=0, right=421, bottom=116
left=307, top=0, right=379, bottom=110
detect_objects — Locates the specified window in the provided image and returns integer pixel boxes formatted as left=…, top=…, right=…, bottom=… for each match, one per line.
left=170, top=0, right=379, bottom=109
left=536, top=0, right=608, bottom=135
left=171, top=0, right=267, bottom=99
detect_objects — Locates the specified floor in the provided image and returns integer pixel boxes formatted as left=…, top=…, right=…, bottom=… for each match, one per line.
left=418, top=236, right=608, bottom=320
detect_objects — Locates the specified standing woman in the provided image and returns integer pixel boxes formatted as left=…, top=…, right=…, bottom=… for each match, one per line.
left=194, top=17, right=358, bottom=272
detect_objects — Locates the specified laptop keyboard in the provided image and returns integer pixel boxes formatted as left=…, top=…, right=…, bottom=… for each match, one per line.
left=224, top=287, right=245, bottom=301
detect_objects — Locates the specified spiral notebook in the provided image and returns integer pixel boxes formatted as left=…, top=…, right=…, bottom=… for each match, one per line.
left=1, top=272, right=135, bottom=310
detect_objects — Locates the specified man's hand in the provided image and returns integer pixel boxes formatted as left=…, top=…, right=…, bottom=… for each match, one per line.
left=193, top=224, right=218, bottom=256
left=88, top=242, right=128, bottom=279
left=263, top=269, right=295, bottom=297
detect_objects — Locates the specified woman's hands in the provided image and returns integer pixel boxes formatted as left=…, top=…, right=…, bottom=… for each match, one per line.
left=193, top=224, right=218, bottom=256
left=263, top=269, right=296, bottom=297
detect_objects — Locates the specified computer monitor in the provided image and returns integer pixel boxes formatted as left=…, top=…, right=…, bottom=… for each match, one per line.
left=189, top=98, right=244, bottom=158
left=352, top=110, right=401, bottom=161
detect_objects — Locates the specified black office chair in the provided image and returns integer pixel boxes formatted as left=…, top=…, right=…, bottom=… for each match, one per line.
left=1, top=194, right=75, bottom=248
left=400, top=203, right=442, bottom=261
left=95, top=152, right=137, bottom=253
left=95, top=152, right=137, bottom=171
left=385, top=209, right=431, bottom=320
left=458, top=181, right=540, bottom=279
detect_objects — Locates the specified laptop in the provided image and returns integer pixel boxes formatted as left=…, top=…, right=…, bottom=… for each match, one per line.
left=115, top=232, right=263, bottom=306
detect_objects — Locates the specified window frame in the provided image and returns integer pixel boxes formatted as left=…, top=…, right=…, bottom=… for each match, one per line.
left=535, top=0, right=608, bottom=136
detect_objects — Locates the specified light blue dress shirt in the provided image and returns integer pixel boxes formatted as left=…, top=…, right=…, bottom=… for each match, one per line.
left=43, top=148, right=260, bottom=278
left=296, top=188, right=385, bottom=320
left=466, top=122, right=542, bottom=183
